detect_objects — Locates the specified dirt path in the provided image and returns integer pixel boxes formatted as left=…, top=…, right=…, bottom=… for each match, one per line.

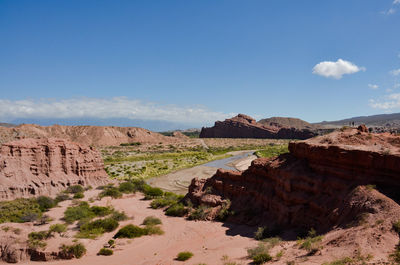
left=147, top=151, right=257, bottom=194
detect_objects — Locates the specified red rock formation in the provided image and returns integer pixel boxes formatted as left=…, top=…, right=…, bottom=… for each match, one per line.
left=0, top=138, right=110, bottom=200
left=187, top=128, right=400, bottom=230
left=199, top=114, right=317, bottom=140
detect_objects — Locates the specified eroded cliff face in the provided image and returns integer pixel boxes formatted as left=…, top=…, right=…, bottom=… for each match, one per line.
left=187, top=128, right=400, bottom=231
left=0, top=138, right=110, bottom=200
left=199, top=114, right=317, bottom=140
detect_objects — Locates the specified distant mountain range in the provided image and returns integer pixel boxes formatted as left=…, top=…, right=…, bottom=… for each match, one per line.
left=316, top=113, right=400, bottom=128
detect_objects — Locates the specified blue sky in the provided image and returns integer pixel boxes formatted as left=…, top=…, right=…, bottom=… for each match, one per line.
left=1, top=0, right=400, bottom=128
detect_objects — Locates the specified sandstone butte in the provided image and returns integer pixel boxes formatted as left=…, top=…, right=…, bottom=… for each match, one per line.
left=0, top=124, right=183, bottom=146
left=199, top=114, right=318, bottom=139
left=0, top=138, right=110, bottom=200
left=186, top=126, right=400, bottom=262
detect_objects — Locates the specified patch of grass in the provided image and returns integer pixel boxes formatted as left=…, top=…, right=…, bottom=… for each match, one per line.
left=322, top=257, right=354, bottom=265
left=0, top=198, right=42, bottom=223
left=143, top=224, right=164, bottom=235
left=142, top=216, right=162, bottom=226
left=98, top=248, right=113, bottom=256
left=143, top=185, right=164, bottom=199
left=77, top=218, right=119, bottom=239
left=110, top=210, right=129, bottom=221
left=254, top=144, right=289, bottom=158
left=59, top=243, right=86, bottom=259
left=49, top=223, right=67, bottom=234
left=99, top=187, right=123, bottom=199
left=150, top=193, right=183, bottom=209
left=176, top=251, right=193, bottom=261
left=90, top=206, right=113, bottom=217
left=165, top=203, right=188, bottom=217
left=297, top=228, right=323, bottom=255
left=113, top=224, right=147, bottom=238
left=73, top=192, right=84, bottom=199
left=63, top=202, right=95, bottom=223
left=36, top=196, right=57, bottom=211
left=247, top=242, right=272, bottom=264
left=28, top=231, right=51, bottom=249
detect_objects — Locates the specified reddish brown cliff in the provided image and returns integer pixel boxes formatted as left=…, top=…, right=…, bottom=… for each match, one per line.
left=187, top=128, right=400, bottom=230
left=199, top=114, right=317, bottom=140
left=0, top=138, right=110, bottom=200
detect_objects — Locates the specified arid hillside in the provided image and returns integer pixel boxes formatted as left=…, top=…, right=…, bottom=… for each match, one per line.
left=0, top=124, right=183, bottom=146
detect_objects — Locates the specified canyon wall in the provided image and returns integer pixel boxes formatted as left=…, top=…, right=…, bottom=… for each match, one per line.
left=0, top=138, right=110, bottom=200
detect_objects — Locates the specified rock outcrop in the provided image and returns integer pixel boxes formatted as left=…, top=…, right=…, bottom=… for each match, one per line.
left=187, top=128, right=400, bottom=230
left=0, top=124, right=183, bottom=146
left=199, top=114, right=317, bottom=140
left=0, top=138, right=110, bottom=200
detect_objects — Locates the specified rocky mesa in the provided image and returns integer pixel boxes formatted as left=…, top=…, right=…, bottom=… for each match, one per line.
left=199, top=114, right=318, bottom=140
left=187, top=126, right=400, bottom=262
left=0, top=138, right=110, bottom=200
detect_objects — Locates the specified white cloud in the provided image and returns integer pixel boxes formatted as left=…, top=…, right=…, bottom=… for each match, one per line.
left=390, top=68, right=400, bottom=76
left=394, top=0, right=400, bottom=4
left=369, top=93, right=400, bottom=109
left=381, top=8, right=396, bottom=15
left=312, top=59, right=366, bottom=79
left=368, top=84, right=379, bottom=90
left=0, top=97, right=232, bottom=125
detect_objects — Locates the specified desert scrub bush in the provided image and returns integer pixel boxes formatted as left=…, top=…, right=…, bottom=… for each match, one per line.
left=143, top=185, right=164, bottom=199
left=321, top=257, right=354, bottom=265
left=114, top=224, right=147, bottom=238
left=0, top=198, right=42, bottom=223
left=216, top=199, right=232, bottom=221
left=99, top=186, right=123, bottom=199
left=113, top=224, right=163, bottom=238
left=165, top=203, right=188, bottom=217
left=188, top=205, right=210, bottom=220
left=176, top=251, right=193, bottom=261
left=36, top=196, right=57, bottom=211
left=142, top=216, right=162, bottom=226
left=97, top=248, right=113, bottom=256
left=297, top=228, right=323, bottom=255
left=28, top=231, right=51, bottom=249
left=55, top=193, right=70, bottom=203
left=247, top=242, right=273, bottom=264
left=59, top=243, right=86, bottom=259
left=77, top=218, right=119, bottom=238
left=118, top=181, right=137, bottom=193
left=65, top=185, right=85, bottom=194
left=90, top=206, right=113, bottom=217
left=110, top=210, right=128, bottom=221
left=73, top=192, right=84, bottom=199
left=49, top=223, right=67, bottom=234
left=150, top=193, right=183, bottom=209
left=63, top=202, right=95, bottom=223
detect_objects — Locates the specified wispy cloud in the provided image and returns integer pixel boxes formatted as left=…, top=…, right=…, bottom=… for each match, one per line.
left=368, top=84, right=379, bottom=90
left=0, top=97, right=232, bottom=125
left=312, top=59, right=366, bottom=79
left=381, top=8, right=396, bottom=15
left=394, top=0, right=400, bottom=5
left=390, top=68, right=400, bottom=76
left=369, top=93, right=400, bottom=109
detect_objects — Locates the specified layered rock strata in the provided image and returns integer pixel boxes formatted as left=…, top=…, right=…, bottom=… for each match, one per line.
left=0, top=138, right=109, bottom=200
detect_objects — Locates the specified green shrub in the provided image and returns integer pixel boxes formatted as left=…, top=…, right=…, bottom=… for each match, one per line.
left=143, top=185, right=164, bottom=199
left=150, top=195, right=181, bottom=209
left=252, top=253, right=272, bottom=264
left=64, top=202, right=94, bottom=223
left=65, top=185, right=85, bottom=194
left=0, top=198, right=42, bottom=223
left=73, top=192, right=84, bottom=199
left=36, top=196, right=56, bottom=211
left=143, top=225, right=164, bottom=235
left=118, top=182, right=137, bottom=193
left=216, top=199, right=232, bottom=221
left=60, top=243, right=86, bottom=259
left=297, top=228, right=323, bottom=254
left=176, top=251, right=193, bottom=261
left=77, top=218, right=119, bottom=238
left=165, top=203, right=188, bottom=217
left=99, top=187, right=123, bottom=199
left=49, top=223, right=67, bottom=234
left=114, top=224, right=146, bottom=238
left=90, top=206, right=113, bottom=217
left=110, top=211, right=128, bottom=221
left=29, top=230, right=51, bottom=240
left=97, top=248, right=113, bottom=256
left=142, top=216, right=162, bottom=226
